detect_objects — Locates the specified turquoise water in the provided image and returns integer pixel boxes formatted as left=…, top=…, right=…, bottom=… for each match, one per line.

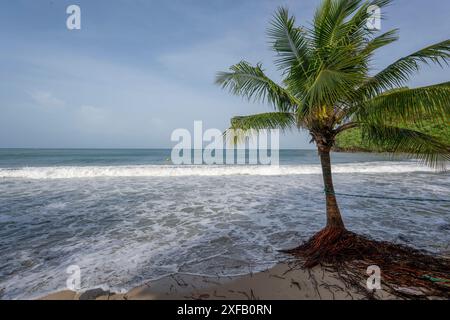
left=0, top=149, right=449, bottom=299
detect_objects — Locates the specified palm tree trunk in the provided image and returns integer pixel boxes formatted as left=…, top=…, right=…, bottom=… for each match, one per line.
left=318, top=148, right=345, bottom=229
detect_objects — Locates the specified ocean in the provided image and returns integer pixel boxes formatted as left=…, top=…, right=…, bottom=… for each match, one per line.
left=0, top=149, right=449, bottom=299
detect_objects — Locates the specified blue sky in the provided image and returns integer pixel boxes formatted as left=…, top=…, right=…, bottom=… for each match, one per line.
left=0, top=0, right=449, bottom=148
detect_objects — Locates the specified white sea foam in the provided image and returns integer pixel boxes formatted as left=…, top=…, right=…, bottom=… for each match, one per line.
left=0, top=162, right=434, bottom=179
left=0, top=162, right=448, bottom=300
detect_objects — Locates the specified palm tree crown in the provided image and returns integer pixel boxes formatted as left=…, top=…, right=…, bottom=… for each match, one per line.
left=216, top=0, right=449, bottom=230
left=216, top=0, right=450, bottom=168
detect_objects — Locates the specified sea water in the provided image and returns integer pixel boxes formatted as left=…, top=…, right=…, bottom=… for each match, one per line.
left=0, top=149, right=449, bottom=299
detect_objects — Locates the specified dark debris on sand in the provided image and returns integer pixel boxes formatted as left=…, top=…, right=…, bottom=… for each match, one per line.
left=282, top=227, right=450, bottom=300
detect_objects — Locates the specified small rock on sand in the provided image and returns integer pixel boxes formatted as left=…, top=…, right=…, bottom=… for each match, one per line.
left=79, top=288, right=110, bottom=300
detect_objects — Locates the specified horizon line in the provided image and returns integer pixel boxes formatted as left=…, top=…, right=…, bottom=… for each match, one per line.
left=0, top=147, right=316, bottom=150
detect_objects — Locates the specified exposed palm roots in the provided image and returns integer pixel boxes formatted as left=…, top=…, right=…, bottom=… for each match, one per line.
left=283, top=227, right=450, bottom=299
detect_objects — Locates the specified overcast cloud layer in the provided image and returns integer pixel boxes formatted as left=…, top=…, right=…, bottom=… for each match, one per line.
left=1, top=0, right=449, bottom=148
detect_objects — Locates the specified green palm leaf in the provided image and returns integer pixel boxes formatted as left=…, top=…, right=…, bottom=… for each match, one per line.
left=268, top=7, right=310, bottom=74
left=230, top=112, right=296, bottom=131
left=361, top=123, right=450, bottom=168
left=357, top=83, right=450, bottom=125
left=215, top=61, right=301, bottom=112
left=361, top=29, right=399, bottom=56
left=361, top=39, right=450, bottom=96
left=224, top=112, right=297, bottom=144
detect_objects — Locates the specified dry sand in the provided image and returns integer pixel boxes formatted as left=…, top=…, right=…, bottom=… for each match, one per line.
left=39, top=262, right=397, bottom=300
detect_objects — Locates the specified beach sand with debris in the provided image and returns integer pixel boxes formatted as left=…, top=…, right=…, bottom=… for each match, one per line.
left=39, top=262, right=397, bottom=300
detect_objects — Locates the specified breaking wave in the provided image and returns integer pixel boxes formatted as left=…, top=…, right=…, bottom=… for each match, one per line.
left=0, top=162, right=434, bottom=179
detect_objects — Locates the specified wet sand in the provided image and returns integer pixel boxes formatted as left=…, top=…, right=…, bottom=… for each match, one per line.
left=39, top=262, right=397, bottom=300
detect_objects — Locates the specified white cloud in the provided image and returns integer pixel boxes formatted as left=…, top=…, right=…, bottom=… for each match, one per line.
left=29, top=90, right=66, bottom=108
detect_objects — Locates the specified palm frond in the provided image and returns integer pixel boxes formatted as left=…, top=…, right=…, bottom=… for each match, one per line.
left=296, top=1, right=394, bottom=110
left=302, top=64, right=365, bottom=111
left=230, top=112, right=296, bottom=131
left=224, top=112, right=297, bottom=145
left=361, top=123, right=450, bottom=169
left=356, top=83, right=450, bottom=125
left=309, top=0, right=391, bottom=50
left=310, top=0, right=362, bottom=48
left=215, top=61, right=301, bottom=112
left=360, top=39, right=450, bottom=96
left=361, top=29, right=399, bottom=56
left=268, top=7, right=311, bottom=74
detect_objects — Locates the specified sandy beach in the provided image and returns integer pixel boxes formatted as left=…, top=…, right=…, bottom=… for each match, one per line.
left=39, top=262, right=399, bottom=300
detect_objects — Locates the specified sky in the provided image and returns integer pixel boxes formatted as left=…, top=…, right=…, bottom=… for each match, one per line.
left=0, top=0, right=449, bottom=149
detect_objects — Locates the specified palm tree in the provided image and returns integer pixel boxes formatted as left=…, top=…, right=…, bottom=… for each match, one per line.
left=216, top=0, right=450, bottom=250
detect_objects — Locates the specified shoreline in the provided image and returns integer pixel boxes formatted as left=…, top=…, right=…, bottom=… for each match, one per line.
left=39, top=262, right=397, bottom=300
